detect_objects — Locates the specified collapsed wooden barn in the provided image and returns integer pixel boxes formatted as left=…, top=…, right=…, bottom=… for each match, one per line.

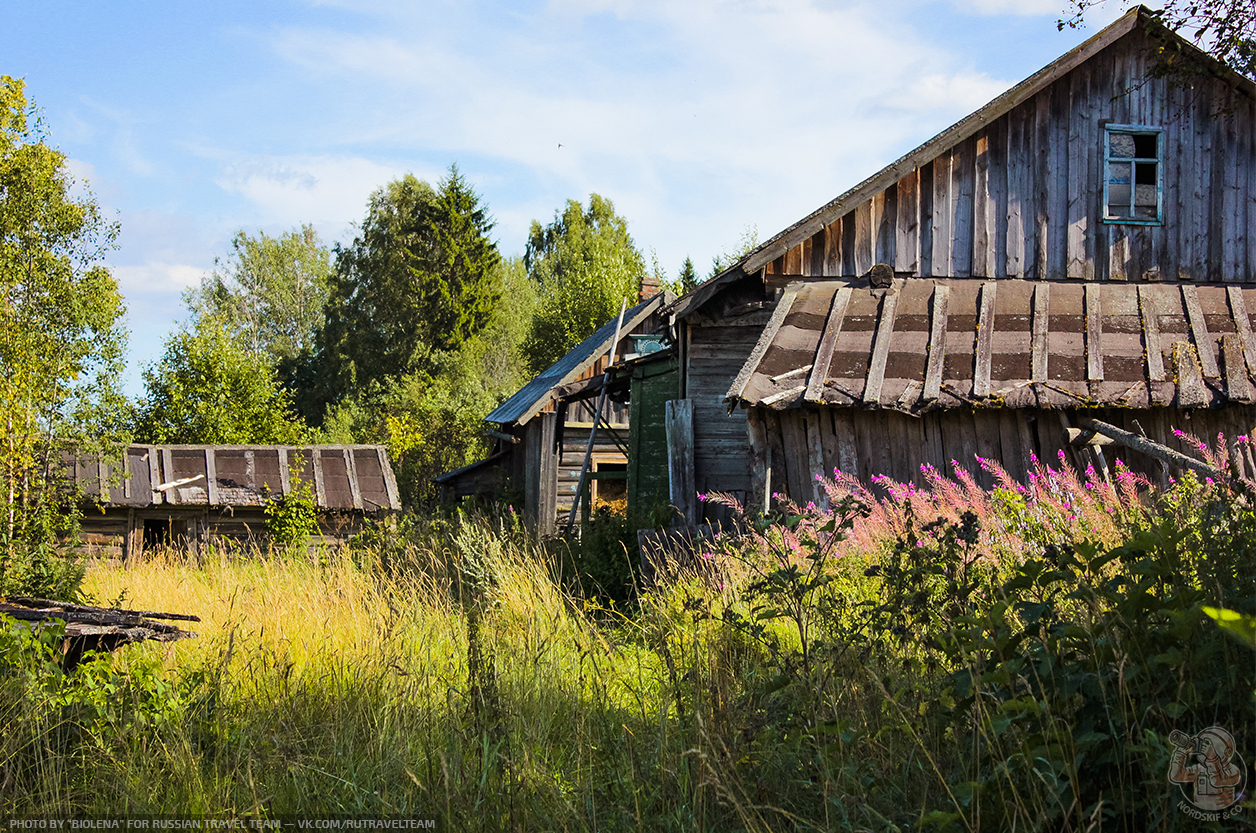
left=70, top=444, right=401, bottom=558
left=654, top=7, right=1256, bottom=517
left=435, top=291, right=673, bottom=533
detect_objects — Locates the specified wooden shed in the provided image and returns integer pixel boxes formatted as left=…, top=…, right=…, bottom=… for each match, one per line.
left=435, top=291, right=673, bottom=533
left=656, top=6, right=1256, bottom=517
left=70, top=444, right=400, bottom=558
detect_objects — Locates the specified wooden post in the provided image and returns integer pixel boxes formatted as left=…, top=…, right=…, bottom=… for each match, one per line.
left=567, top=299, right=628, bottom=532
left=666, top=399, right=696, bottom=527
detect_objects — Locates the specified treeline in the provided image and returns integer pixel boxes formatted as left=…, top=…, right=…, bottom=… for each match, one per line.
left=133, top=174, right=673, bottom=507
left=0, top=73, right=758, bottom=593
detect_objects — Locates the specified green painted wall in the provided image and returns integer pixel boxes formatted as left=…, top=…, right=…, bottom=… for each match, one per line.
left=627, top=354, right=678, bottom=523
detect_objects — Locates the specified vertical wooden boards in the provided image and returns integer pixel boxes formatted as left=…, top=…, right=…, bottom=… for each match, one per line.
left=923, top=412, right=946, bottom=474
left=805, top=287, right=853, bottom=403
left=665, top=400, right=697, bottom=526
left=973, top=282, right=997, bottom=398
left=764, top=410, right=787, bottom=506
left=823, top=220, right=842, bottom=276
left=855, top=202, right=873, bottom=276
left=952, top=137, right=976, bottom=278
left=804, top=410, right=828, bottom=504
left=863, top=285, right=901, bottom=405
left=1086, top=283, right=1104, bottom=382
left=924, top=283, right=951, bottom=401
left=1138, top=284, right=1165, bottom=381
left=538, top=414, right=558, bottom=533
left=895, top=171, right=919, bottom=276
left=932, top=149, right=953, bottom=277
left=1181, top=285, right=1220, bottom=377
left=1047, top=80, right=1070, bottom=281
left=920, top=162, right=935, bottom=275
left=1006, top=106, right=1028, bottom=277
left=972, top=410, right=1002, bottom=488
left=779, top=411, right=812, bottom=502
left=1067, top=60, right=1094, bottom=280
left=1032, top=283, right=1050, bottom=382
left=875, top=188, right=897, bottom=267
left=747, top=409, right=770, bottom=514
left=832, top=409, right=859, bottom=478
left=973, top=131, right=995, bottom=278
left=1033, top=91, right=1052, bottom=280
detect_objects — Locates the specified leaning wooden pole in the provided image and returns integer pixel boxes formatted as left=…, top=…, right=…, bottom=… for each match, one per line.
left=1078, top=418, right=1225, bottom=481
left=566, top=299, right=628, bottom=533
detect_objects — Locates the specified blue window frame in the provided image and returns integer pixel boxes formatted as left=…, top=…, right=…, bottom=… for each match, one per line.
left=1104, top=124, right=1163, bottom=224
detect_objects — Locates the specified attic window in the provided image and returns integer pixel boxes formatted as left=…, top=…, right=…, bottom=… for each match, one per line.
left=1104, top=125, right=1163, bottom=224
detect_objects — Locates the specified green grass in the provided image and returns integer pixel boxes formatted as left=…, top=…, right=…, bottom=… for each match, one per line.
left=1, top=470, right=1253, bottom=831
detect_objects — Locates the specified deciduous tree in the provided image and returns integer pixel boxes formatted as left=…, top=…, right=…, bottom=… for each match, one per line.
left=522, top=194, right=646, bottom=373
left=0, top=76, right=128, bottom=594
left=134, top=318, right=306, bottom=445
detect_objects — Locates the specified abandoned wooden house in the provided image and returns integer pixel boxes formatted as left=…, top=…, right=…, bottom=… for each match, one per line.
left=435, top=291, right=673, bottom=533
left=655, top=6, right=1256, bottom=518
left=69, top=444, right=401, bottom=558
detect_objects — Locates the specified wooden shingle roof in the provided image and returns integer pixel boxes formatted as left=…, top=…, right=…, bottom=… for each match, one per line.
left=729, top=278, right=1256, bottom=412
left=66, top=445, right=401, bottom=512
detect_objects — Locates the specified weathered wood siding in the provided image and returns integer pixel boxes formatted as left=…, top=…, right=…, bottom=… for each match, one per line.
left=688, top=323, right=759, bottom=512
left=767, top=28, right=1256, bottom=284
left=752, top=404, right=1256, bottom=507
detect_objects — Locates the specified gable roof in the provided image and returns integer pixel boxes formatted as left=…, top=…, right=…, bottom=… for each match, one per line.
left=731, top=278, right=1256, bottom=413
left=668, top=6, right=1256, bottom=321
left=484, top=291, right=673, bottom=427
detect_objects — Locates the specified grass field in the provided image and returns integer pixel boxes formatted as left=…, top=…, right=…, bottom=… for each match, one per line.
left=2, top=457, right=1253, bottom=830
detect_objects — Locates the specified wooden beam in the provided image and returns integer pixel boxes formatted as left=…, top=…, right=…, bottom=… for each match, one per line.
left=1032, top=283, right=1050, bottom=382
left=973, top=281, right=997, bottom=398
left=863, top=284, right=901, bottom=405
left=311, top=449, right=327, bottom=508
left=344, top=448, right=363, bottom=511
left=204, top=448, right=219, bottom=506
left=278, top=447, right=292, bottom=494
left=162, top=448, right=175, bottom=504
left=804, top=286, right=853, bottom=403
left=727, top=284, right=800, bottom=402
left=923, top=284, right=950, bottom=402
left=1181, top=285, right=1220, bottom=377
left=1222, top=333, right=1256, bottom=403
left=1085, top=283, right=1104, bottom=382
left=147, top=446, right=162, bottom=505
left=1226, top=286, right=1256, bottom=374
left=1173, top=341, right=1209, bottom=407
left=1138, top=284, right=1165, bottom=381
left=665, top=399, right=697, bottom=527
left=378, top=447, right=400, bottom=510
left=1079, top=417, right=1224, bottom=481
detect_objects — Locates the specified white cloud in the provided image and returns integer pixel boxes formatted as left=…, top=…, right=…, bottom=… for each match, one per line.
left=111, top=262, right=207, bottom=295
left=952, top=0, right=1064, bottom=14
left=212, top=154, right=416, bottom=227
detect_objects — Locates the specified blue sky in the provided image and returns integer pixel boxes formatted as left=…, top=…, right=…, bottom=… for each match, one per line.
left=2, top=0, right=1127, bottom=395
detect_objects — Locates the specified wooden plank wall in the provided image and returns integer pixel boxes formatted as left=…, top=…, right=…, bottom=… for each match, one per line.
left=768, top=29, right=1256, bottom=284
left=687, top=323, right=761, bottom=515
left=753, top=404, right=1256, bottom=507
